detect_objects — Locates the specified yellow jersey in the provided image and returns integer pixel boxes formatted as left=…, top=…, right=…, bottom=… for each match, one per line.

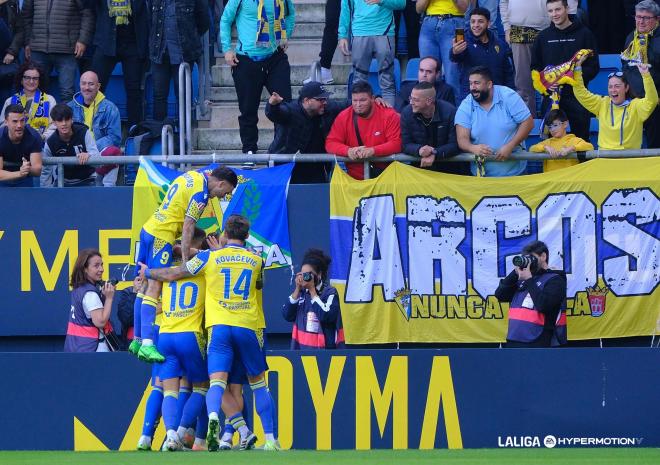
left=426, top=0, right=463, bottom=16
left=159, top=273, right=206, bottom=334
left=529, top=133, right=594, bottom=172
left=142, top=170, right=209, bottom=244
left=186, top=245, right=264, bottom=331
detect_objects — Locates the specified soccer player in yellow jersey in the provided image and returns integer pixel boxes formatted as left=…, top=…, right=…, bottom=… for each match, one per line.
left=139, top=215, right=280, bottom=451
left=131, top=166, right=237, bottom=363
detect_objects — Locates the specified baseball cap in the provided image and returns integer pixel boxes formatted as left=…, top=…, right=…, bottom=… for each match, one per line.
left=299, top=81, right=332, bottom=100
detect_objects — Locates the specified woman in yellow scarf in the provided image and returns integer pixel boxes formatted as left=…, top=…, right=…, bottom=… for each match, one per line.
left=0, top=61, right=56, bottom=140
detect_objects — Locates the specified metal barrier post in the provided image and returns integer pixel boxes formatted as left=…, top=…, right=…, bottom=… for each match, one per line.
left=178, top=63, right=193, bottom=157
left=197, top=32, right=212, bottom=121
left=161, top=124, right=174, bottom=167
left=57, top=162, right=64, bottom=187
left=363, top=161, right=371, bottom=179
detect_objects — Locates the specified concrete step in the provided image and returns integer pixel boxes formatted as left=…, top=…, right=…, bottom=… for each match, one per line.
left=211, top=83, right=347, bottom=102
left=217, top=40, right=348, bottom=66
left=195, top=128, right=275, bottom=151
left=208, top=104, right=273, bottom=129
left=212, top=62, right=352, bottom=87
left=290, top=2, right=325, bottom=23
left=230, top=22, right=327, bottom=40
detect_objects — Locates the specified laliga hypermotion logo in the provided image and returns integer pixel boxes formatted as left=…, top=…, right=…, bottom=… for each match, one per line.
left=394, top=287, right=412, bottom=321
left=586, top=285, right=609, bottom=317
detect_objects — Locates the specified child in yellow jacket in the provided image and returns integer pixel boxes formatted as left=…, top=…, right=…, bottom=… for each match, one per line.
left=572, top=61, right=658, bottom=150
left=530, top=109, right=594, bottom=172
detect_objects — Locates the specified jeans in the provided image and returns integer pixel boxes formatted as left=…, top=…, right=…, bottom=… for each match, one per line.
left=418, top=16, right=463, bottom=100
left=29, top=52, right=77, bottom=102
left=150, top=55, right=189, bottom=122
left=92, top=44, right=146, bottom=127
left=232, top=50, right=292, bottom=153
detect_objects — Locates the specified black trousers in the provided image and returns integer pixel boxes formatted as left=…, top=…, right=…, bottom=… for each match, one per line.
left=645, top=106, right=660, bottom=149
left=150, top=56, right=191, bottom=122
left=394, top=0, right=420, bottom=58
left=319, top=0, right=340, bottom=69
left=232, top=50, right=292, bottom=153
left=92, top=44, right=146, bottom=127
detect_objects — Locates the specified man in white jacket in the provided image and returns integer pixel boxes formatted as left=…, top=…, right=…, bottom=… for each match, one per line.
left=499, top=0, right=577, bottom=115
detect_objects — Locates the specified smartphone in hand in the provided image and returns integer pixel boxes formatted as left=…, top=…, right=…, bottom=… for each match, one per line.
left=455, top=28, right=464, bottom=43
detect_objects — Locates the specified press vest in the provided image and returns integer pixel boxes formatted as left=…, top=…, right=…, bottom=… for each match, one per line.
left=507, top=272, right=567, bottom=344
left=46, top=122, right=94, bottom=181
left=63, top=282, right=105, bottom=352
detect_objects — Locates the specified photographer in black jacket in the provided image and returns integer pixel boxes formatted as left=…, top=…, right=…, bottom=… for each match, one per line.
left=495, top=240, right=567, bottom=348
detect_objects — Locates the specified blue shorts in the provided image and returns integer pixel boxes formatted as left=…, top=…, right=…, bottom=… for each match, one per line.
left=150, top=325, right=161, bottom=386
left=227, top=338, right=269, bottom=385
left=208, top=325, right=268, bottom=378
left=136, top=229, right=173, bottom=272
left=157, top=331, right=208, bottom=383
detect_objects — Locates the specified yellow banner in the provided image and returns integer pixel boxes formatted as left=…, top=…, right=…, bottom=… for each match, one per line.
left=329, top=159, right=660, bottom=343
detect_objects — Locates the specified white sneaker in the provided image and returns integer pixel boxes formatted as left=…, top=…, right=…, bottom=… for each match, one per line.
left=239, top=431, right=257, bottom=450
left=136, top=435, right=152, bottom=451
left=165, top=436, right=183, bottom=452
left=320, top=67, right=334, bottom=84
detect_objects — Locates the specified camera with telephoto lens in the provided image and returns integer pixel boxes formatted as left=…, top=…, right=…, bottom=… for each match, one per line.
left=302, top=272, right=314, bottom=282
left=96, top=278, right=118, bottom=291
left=512, top=255, right=539, bottom=273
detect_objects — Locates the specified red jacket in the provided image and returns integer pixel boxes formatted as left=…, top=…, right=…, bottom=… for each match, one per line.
left=325, top=104, right=401, bottom=180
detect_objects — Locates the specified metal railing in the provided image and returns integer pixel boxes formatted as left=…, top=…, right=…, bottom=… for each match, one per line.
left=42, top=149, right=660, bottom=185
left=196, top=32, right=212, bottom=121
left=178, top=63, right=193, bottom=157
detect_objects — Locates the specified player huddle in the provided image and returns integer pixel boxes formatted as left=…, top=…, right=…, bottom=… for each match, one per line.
left=130, top=166, right=280, bottom=452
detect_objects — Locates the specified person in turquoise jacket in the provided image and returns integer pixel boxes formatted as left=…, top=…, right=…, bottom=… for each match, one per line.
left=220, top=0, right=295, bottom=154
left=338, top=0, right=405, bottom=106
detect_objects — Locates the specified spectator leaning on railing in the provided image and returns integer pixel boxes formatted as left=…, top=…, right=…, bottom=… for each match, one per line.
left=455, top=65, right=533, bottom=177
left=0, top=103, right=42, bottom=187
left=42, top=103, right=100, bottom=187
left=325, top=80, right=401, bottom=180
left=401, top=81, right=467, bottom=174
left=68, top=71, right=122, bottom=187
left=572, top=59, right=658, bottom=151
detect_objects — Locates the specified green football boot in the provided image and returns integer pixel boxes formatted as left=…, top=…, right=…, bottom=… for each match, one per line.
left=263, top=439, right=281, bottom=451
left=137, top=344, right=165, bottom=363
left=128, top=339, right=142, bottom=355
left=207, top=417, right=220, bottom=452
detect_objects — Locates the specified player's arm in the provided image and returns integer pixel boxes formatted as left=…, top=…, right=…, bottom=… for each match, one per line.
left=138, top=261, right=193, bottom=282
left=180, top=216, right=197, bottom=262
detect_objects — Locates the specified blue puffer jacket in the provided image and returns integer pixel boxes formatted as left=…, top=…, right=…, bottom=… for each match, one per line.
left=450, top=29, right=515, bottom=101
left=68, top=93, right=122, bottom=151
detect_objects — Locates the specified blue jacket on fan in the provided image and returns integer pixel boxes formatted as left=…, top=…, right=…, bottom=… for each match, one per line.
left=450, top=28, right=515, bottom=102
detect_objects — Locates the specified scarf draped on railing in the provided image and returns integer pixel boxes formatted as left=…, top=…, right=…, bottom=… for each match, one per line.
left=108, top=0, right=132, bottom=26
left=256, top=0, right=287, bottom=48
left=11, top=89, right=51, bottom=136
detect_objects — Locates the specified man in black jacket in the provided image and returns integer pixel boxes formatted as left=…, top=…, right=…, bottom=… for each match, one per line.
left=531, top=0, right=599, bottom=142
left=91, top=0, right=150, bottom=128
left=266, top=82, right=344, bottom=183
left=401, top=81, right=466, bottom=174
left=494, top=240, right=567, bottom=348
left=396, top=56, right=456, bottom=112
left=622, top=0, right=660, bottom=148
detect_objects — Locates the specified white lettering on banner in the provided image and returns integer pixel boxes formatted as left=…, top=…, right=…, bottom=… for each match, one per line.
left=497, top=436, right=541, bottom=447
left=346, top=195, right=405, bottom=302
left=471, top=197, right=531, bottom=299
left=407, top=196, right=467, bottom=296
left=537, top=193, right=597, bottom=297
left=498, top=435, right=645, bottom=448
left=602, top=188, right=660, bottom=296
left=343, top=189, right=660, bottom=306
